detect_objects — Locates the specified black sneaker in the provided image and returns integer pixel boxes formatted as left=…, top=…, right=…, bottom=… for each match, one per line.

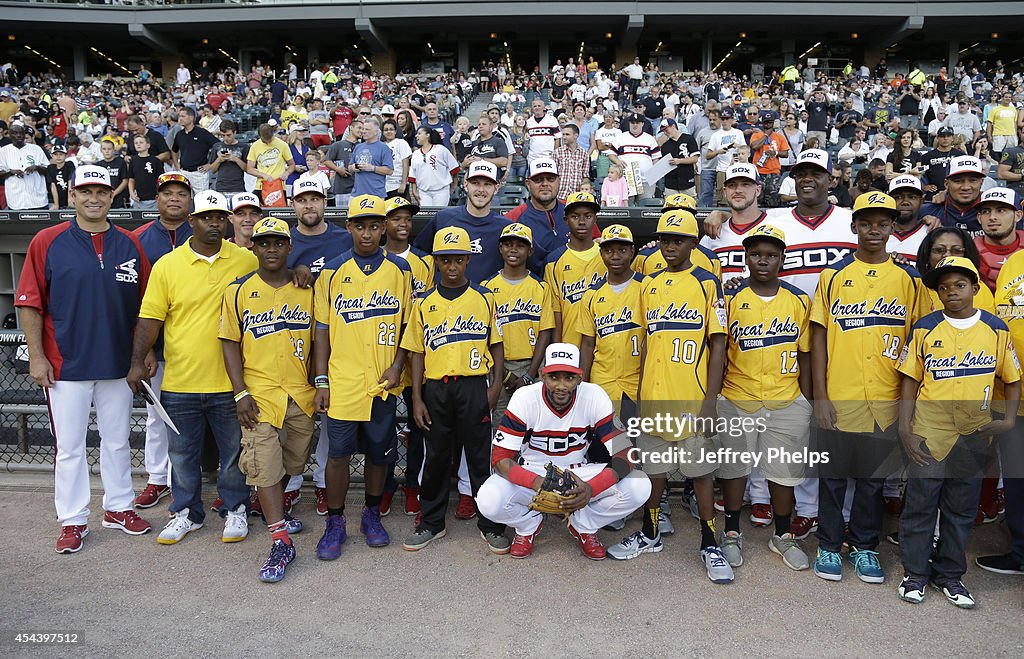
left=897, top=574, right=927, bottom=603
left=931, top=578, right=976, bottom=609
left=975, top=553, right=1024, bottom=575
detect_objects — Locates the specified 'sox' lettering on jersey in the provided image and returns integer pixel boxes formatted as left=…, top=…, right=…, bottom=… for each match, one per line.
left=594, top=307, right=640, bottom=338
left=115, top=258, right=139, bottom=284
left=529, top=428, right=590, bottom=455
left=646, top=301, right=705, bottom=333
left=423, top=314, right=489, bottom=350
left=729, top=316, right=800, bottom=350
left=782, top=244, right=854, bottom=275
left=496, top=298, right=543, bottom=324
left=241, top=303, right=312, bottom=338
left=924, top=350, right=998, bottom=380
left=716, top=247, right=747, bottom=273
left=830, top=296, right=908, bottom=330
left=333, top=290, right=401, bottom=323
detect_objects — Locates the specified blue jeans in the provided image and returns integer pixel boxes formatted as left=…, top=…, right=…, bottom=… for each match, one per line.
left=699, top=169, right=716, bottom=207
left=162, top=391, right=248, bottom=525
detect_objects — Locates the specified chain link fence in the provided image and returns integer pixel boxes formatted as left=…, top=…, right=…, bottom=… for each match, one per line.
left=0, top=331, right=406, bottom=481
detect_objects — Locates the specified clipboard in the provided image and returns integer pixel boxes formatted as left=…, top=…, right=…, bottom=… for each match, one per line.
left=141, top=380, right=180, bottom=435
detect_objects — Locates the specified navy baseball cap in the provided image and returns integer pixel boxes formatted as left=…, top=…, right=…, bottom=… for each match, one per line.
left=658, top=118, right=677, bottom=132
left=720, top=107, right=735, bottom=118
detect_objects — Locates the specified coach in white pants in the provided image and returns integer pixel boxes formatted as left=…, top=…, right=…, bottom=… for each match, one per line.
left=16, top=165, right=155, bottom=554
left=476, top=343, right=650, bottom=560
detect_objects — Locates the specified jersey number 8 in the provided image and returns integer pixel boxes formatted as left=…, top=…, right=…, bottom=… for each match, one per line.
left=469, top=348, right=482, bottom=370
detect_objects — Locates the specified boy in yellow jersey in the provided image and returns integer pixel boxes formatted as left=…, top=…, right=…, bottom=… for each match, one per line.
left=718, top=224, right=813, bottom=572
left=220, top=217, right=316, bottom=583
left=810, top=192, right=931, bottom=584
left=544, top=191, right=605, bottom=346
left=633, top=193, right=722, bottom=279
left=400, top=226, right=509, bottom=553
left=380, top=196, right=434, bottom=516
left=482, top=223, right=555, bottom=432
left=896, top=256, right=1020, bottom=608
left=607, top=210, right=732, bottom=586
left=311, top=195, right=413, bottom=560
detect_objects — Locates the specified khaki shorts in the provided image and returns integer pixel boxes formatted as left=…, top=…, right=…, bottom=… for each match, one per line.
left=239, top=398, right=316, bottom=487
left=637, top=432, right=721, bottom=479
left=716, top=395, right=812, bottom=485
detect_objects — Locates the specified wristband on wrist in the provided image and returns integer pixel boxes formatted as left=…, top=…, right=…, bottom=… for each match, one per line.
left=233, top=390, right=250, bottom=402
left=587, top=468, right=618, bottom=496
left=508, top=464, right=539, bottom=490
left=314, top=375, right=329, bottom=386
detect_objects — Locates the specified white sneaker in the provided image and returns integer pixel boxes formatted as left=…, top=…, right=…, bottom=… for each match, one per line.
left=607, top=530, right=663, bottom=560
left=702, top=546, right=735, bottom=584
left=223, top=504, right=249, bottom=543
left=157, top=509, right=202, bottom=545
left=657, top=509, right=675, bottom=536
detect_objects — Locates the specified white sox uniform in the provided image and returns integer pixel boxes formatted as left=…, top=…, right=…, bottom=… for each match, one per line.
left=886, top=224, right=928, bottom=265
left=700, top=211, right=770, bottom=278
left=475, top=382, right=650, bottom=535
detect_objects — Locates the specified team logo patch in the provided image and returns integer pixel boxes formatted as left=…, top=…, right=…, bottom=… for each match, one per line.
left=115, top=258, right=139, bottom=284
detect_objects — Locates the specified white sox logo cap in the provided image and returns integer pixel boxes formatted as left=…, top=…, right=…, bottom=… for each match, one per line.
left=888, top=175, right=923, bottom=194
left=947, top=155, right=985, bottom=177
left=979, top=187, right=1020, bottom=209
left=528, top=158, right=559, bottom=179
left=230, top=192, right=261, bottom=212
left=71, top=165, right=113, bottom=189
left=725, top=163, right=760, bottom=183
left=293, top=175, right=326, bottom=198
left=792, top=148, right=833, bottom=174
left=467, top=161, right=498, bottom=182
left=542, top=342, right=583, bottom=375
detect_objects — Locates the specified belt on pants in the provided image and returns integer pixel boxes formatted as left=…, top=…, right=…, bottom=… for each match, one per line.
left=519, top=457, right=587, bottom=470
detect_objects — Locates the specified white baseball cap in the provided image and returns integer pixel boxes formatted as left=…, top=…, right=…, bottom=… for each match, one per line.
left=292, top=175, right=326, bottom=198
left=466, top=161, right=498, bottom=182
left=791, top=148, right=833, bottom=174
left=71, top=165, right=112, bottom=189
left=192, top=190, right=230, bottom=215
left=542, top=342, right=583, bottom=376
left=230, top=192, right=262, bottom=212
left=947, top=155, right=986, bottom=177
left=528, top=158, right=559, bottom=179
left=725, top=163, right=760, bottom=183
left=978, top=187, right=1020, bottom=209
left=380, top=104, right=395, bottom=115
left=888, top=175, right=923, bottom=194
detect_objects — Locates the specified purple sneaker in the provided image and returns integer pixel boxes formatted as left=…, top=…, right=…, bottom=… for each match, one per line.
left=360, top=506, right=390, bottom=547
left=316, top=514, right=347, bottom=560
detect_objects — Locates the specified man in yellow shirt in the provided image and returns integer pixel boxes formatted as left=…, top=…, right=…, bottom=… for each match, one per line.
left=245, top=122, right=295, bottom=194
left=128, top=190, right=259, bottom=546
left=220, top=217, right=316, bottom=583
left=987, top=91, right=1022, bottom=156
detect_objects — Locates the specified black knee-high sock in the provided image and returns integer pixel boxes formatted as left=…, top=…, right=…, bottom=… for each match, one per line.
left=701, top=518, right=717, bottom=549
left=775, top=513, right=792, bottom=536
left=642, top=507, right=659, bottom=539
left=725, top=509, right=741, bottom=534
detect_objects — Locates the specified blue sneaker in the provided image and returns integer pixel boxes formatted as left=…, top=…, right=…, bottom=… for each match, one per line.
left=258, top=540, right=295, bottom=583
left=284, top=514, right=303, bottom=535
left=814, top=547, right=843, bottom=581
left=848, top=546, right=885, bottom=583
left=316, top=514, right=347, bottom=560
left=360, top=506, right=390, bottom=547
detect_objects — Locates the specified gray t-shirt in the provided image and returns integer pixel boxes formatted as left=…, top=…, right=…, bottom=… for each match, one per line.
left=308, top=109, right=331, bottom=137
left=325, top=139, right=356, bottom=195
left=209, top=140, right=249, bottom=193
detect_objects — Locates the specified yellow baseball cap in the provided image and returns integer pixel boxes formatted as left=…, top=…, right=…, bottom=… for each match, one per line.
left=600, top=224, right=634, bottom=244
left=433, top=226, right=473, bottom=255
left=347, top=194, right=387, bottom=220
left=564, top=190, right=601, bottom=214
left=663, top=192, right=697, bottom=210
left=852, top=191, right=899, bottom=219
left=251, top=217, right=291, bottom=240
left=742, top=224, right=787, bottom=250
left=385, top=196, right=421, bottom=217
left=656, top=209, right=699, bottom=237
left=923, top=255, right=980, bottom=290
left=499, top=222, right=533, bottom=246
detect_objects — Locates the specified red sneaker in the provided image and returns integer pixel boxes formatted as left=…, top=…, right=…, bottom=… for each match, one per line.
left=511, top=523, right=543, bottom=559
left=884, top=496, right=903, bottom=516
left=133, top=483, right=170, bottom=509
left=403, top=486, right=420, bottom=515
left=380, top=491, right=394, bottom=517
left=750, top=503, right=773, bottom=527
left=56, top=525, right=88, bottom=554
left=250, top=492, right=263, bottom=517
left=102, top=510, right=152, bottom=535
left=791, top=515, right=818, bottom=540
left=568, top=525, right=606, bottom=560
left=454, top=494, right=477, bottom=520
left=315, top=487, right=328, bottom=516
left=284, top=489, right=300, bottom=515
left=210, top=497, right=224, bottom=513
left=714, top=498, right=725, bottom=513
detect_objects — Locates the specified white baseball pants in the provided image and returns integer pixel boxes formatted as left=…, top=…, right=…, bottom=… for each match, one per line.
left=48, top=379, right=135, bottom=526
left=287, top=421, right=330, bottom=491
left=476, top=463, right=651, bottom=535
left=417, top=188, right=451, bottom=208
left=142, top=361, right=170, bottom=486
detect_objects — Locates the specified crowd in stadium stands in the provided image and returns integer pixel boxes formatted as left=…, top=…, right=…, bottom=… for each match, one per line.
left=1, top=56, right=1022, bottom=211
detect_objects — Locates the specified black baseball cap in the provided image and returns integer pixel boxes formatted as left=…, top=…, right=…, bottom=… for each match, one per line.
left=628, top=113, right=645, bottom=123
left=936, top=126, right=954, bottom=137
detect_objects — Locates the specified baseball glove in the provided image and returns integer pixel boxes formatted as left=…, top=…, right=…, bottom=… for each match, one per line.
left=528, top=462, right=576, bottom=515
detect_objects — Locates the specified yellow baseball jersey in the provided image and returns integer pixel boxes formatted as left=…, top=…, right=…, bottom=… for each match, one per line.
left=810, top=255, right=931, bottom=432
left=314, top=249, right=413, bottom=422
left=578, top=272, right=646, bottom=402
left=480, top=272, right=554, bottom=361
left=723, top=281, right=812, bottom=413
left=219, top=273, right=315, bottom=426
left=929, top=285, right=994, bottom=314
left=391, top=247, right=435, bottom=388
left=640, top=266, right=727, bottom=431
left=898, top=310, right=1021, bottom=460
left=400, top=282, right=503, bottom=380
left=633, top=243, right=723, bottom=279
left=544, top=244, right=606, bottom=347
left=139, top=240, right=259, bottom=393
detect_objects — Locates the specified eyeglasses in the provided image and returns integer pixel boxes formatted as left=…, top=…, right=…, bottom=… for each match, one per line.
left=930, top=245, right=966, bottom=256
